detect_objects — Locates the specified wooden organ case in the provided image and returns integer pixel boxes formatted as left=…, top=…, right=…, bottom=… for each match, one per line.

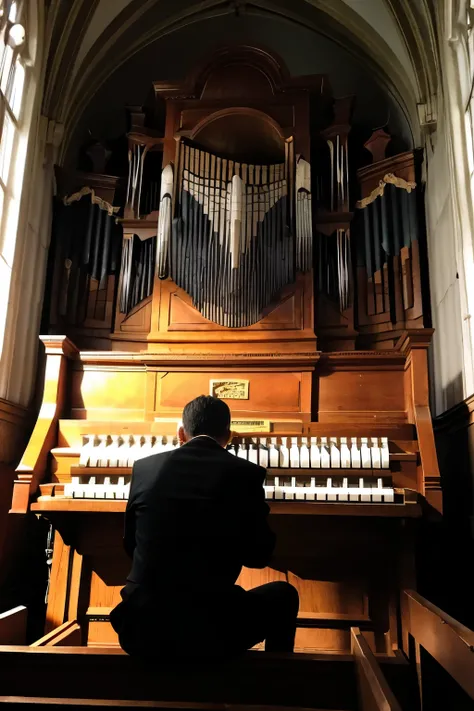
left=11, top=47, right=441, bottom=653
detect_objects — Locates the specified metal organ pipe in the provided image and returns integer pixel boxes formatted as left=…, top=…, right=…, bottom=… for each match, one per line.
left=154, top=141, right=312, bottom=328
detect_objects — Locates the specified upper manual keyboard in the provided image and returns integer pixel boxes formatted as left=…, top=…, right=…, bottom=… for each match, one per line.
left=77, top=434, right=390, bottom=470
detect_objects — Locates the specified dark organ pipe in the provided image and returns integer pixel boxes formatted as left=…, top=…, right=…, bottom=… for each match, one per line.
left=54, top=196, right=121, bottom=325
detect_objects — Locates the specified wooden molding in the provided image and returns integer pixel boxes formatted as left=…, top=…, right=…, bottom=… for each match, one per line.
left=433, top=393, right=474, bottom=435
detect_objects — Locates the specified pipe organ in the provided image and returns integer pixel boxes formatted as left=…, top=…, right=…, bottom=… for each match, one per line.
left=12, top=46, right=440, bottom=654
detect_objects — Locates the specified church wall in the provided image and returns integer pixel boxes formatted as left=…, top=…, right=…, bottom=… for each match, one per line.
left=424, top=112, right=465, bottom=416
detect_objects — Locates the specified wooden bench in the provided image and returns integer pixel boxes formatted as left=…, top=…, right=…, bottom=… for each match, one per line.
left=402, top=590, right=474, bottom=710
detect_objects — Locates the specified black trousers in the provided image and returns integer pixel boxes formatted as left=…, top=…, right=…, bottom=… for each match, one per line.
left=111, top=581, right=299, bottom=659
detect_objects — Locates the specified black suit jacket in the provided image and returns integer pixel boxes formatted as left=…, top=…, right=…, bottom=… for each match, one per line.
left=123, top=436, right=275, bottom=600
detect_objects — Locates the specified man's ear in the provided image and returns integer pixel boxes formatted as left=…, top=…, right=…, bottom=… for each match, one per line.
left=178, top=424, right=187, bottom=445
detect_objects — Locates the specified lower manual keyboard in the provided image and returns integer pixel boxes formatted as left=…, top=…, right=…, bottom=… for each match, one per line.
left=63, top=476, right=398, bottom=503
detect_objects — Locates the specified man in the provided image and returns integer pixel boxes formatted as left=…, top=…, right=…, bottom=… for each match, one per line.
left=110, top=395, right=299, bottom=659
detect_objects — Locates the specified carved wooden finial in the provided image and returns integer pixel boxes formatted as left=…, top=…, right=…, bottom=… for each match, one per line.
left=364, top=128, right=392, bottom=164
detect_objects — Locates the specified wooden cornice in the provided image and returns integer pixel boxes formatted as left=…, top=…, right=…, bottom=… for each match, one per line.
left=433, top=393, right=474, bottom=435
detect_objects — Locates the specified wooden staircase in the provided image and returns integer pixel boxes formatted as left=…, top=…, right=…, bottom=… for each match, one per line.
left=0, top=592, right=472, bottom=710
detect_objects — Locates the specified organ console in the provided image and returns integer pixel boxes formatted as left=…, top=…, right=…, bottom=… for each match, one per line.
left=10, top=46, right=442, bottom=654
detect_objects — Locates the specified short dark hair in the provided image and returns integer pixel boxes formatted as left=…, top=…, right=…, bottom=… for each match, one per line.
left=182, top=395, right=231, bottom=439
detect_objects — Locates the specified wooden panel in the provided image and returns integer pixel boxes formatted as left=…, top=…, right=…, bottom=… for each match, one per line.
left=87, top=620, right=119, bottom=648
left=168, top=292, right=300, bottom=331
left=71, top=369, right=147, bottom=413
left=45, top=531, right=71, bottom=633
left=318, top=371, right=406, bottom=417
left=0, top=607, right=27, bottom=644
left=156, top=372, right=302, bottom=413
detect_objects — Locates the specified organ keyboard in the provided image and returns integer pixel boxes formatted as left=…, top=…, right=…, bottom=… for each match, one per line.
left=62, top=433, right=403, bottom=504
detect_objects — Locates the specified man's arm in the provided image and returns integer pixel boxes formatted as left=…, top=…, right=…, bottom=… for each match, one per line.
left=239, top=467, right=276, bottom=568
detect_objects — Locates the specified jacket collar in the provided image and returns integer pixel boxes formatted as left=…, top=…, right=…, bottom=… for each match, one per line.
left=183, top=434, right=224, bottom=449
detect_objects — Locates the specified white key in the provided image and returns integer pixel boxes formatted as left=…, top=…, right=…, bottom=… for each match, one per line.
left=269, top=438, right=279, bottom=468
left=249, top=439, right=259, bottom=465
left=296, top=478, right=306, bottom=500
left=92, top=484, right=106, bottom=499
left=79, top=436, right=94, bottom=467
left=285, top=476, right=296, bottom=500
left=127, top=436, right=139, bottom=466
left=97, top=435, right=111, bottom=467
left=310, top=437, right=320, bottom=468
left=162, top=435, right=175, bottom=453
left=89, top=435, right=106, bottom=468
left=320, top=438, right=330, bottom=468
left=83, top=484, right=96, bottom=499
left=349, top=480, right=360, bottom=502
left=340, top=437, right=351, bottom=468
left=372, top=478, right=383, bottom=503
left=359, top=477, right=372, bottom=502
left=139, top=435, right=153, bottom=460
left=274, top=476, right=284, bottom=500
left=316, top=483, right=327, bottom=501
left=381, top=438, right=390, bottom=469
left=371, top=437, right=381, bottom=469
left=361, top=438, right=372, bottom=469
left=238, top=440, right=248, bottom=460
left=105, top=485, right=117, bottom=500
left=106, top=435, right=119, bottom=467
left=338, top=477, right=349, bottom=502
left=290, top=438, right=300, bottom=468
left=155, top=436, right=168, bottom=455
left=300, top=439, right=310, bottom=468
left=279, top=439, right=290, bottom=468
left=64, top=483, right=76, bottom=497
left=259, top=439, right=269, bottom=468
left=117, top=435, right=129, bottom=467
left=306, top=477, right=316, bottom=501
left=123, top=482, right=131, bottom=499
left=134, top=437, right=148, bottom=461
left=330, top=437, right=340, bottom=468
left=264, top=484, right=275, bottom=500
left=327, top=477, right=337, bottom=501
left=351, top=437, right=361, bottom=468
left=381, top=485, right=395, bottom=503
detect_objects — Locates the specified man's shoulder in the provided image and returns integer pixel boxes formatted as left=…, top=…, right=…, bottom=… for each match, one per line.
left=132, top=450, right=174, bottom=475
left=226, top=453, right=266, bottom=481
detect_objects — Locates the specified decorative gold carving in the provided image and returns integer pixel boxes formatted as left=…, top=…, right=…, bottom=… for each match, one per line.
left=63, top=187, right=119, bottom=216
left=210, top=379, right=249, bottom=400
left=356, top=173, right=417, bottom=209
left=231, top=420, right=271, bottom=433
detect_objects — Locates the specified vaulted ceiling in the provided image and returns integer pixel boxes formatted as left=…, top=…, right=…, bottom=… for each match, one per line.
left=42, top=0, right=439, bottom=165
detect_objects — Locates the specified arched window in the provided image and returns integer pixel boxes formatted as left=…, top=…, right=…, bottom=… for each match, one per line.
left=0, top=0, right=29, bottom=351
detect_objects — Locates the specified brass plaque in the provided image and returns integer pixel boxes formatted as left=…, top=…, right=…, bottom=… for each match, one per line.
left=210, top=379, right=249, bottom=400
left=231, top=420, right=271, bottom=433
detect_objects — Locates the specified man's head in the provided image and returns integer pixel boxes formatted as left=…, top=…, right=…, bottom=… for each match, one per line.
left=178, top=395, right=231, bottom=447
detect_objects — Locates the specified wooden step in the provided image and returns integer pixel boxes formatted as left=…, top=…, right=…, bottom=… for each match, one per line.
left=0, top=699, right=349, bottom=711
left=0, top=647, right=357, bottom=710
